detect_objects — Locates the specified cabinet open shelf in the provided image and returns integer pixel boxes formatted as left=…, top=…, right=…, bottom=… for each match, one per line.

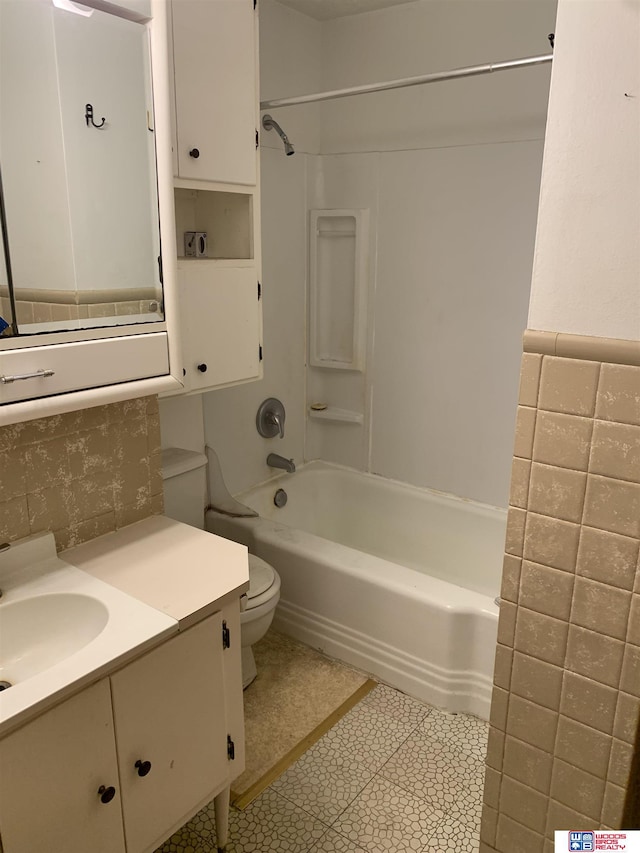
left=174, top=188, right=254, bottom=261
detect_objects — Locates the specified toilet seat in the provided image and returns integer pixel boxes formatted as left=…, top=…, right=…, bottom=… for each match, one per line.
left=245, top=554, right=280, bottom=610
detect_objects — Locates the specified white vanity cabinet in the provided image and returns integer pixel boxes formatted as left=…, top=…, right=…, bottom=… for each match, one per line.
left=165, top=0, right=263, bottom=396
left=0, top=610, right=241, bottom=853
left=0, top=679, right=125, bottom=853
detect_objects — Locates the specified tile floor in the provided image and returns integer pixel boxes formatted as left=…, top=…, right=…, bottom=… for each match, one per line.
left=157, top=683, right=488, bottom=853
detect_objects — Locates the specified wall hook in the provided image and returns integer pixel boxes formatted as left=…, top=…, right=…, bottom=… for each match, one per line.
left=85, top=104, right=106, bottom=129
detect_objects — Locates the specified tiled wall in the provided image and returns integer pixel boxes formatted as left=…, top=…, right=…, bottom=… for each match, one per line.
left=0, top=397, right=163, bottom=552
left=481, top=353, right=640, bottom=852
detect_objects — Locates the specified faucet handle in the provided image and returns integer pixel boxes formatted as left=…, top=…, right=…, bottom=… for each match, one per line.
left=267, top=411, right=284, bottom=439
left=256, top=398, right=286, bottom=439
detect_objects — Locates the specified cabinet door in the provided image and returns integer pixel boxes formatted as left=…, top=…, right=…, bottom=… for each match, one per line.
left=111, top=614, right=228, bottom=853
left=0, top=680, right=125, bottom=853
left=171, top=0, right=257, bottom=185
left=181, top=264, right=261, bottom=391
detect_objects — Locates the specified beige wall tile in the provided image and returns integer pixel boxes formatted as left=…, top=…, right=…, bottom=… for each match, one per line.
left=496, top=814, right=544, bottom=853
left=620, top=645, right=640, bottom=699
left=481, top=804, right=498, bottom=846
left=509, top=458, right=531, bottom=509
left=501, top=555, right=522, bottom=603
left=503, top=736, right=553, bottom=794
left=0, top=397, right=158, bottom=553
left=27, top=486, right=74, bottom=535
left=505, top=507, right=527, bottom=557
left=590, top=421, right=640, bottom=483
left=493, top=643, right=513, bottom=691
left=613, top=692, right=640, bottom=744
left=560, top=672, right=618, bottom=735
left=515, top=406, right=537, bottom=459
left=608, top=739, right=633, bottom=788
left=532, top=411, right=593, bottom=471
left=506, top=695, right=558, bottom=754
left=565, top=625, right=624, bottom=689
left=627, top=595, right=640, bottom=645
left=24, top=436, right=71, bottom=493
left=486, top=727, right=506, bottom=772
left=497, top=601, right=517, bottom=647
left=150, top=493, right=164, bottom=515
left=524, top=514, right=580, bottom=573
left=0, top=448, right=26, bottom=502
left=484, top=767, right=502, bottom=810
left=572, top=577, right=631, bottom=641
left=546, top=800, right=592, bottom=837
left=511, top=652, right=563, bottom=711
left=66, top=426, right=112, bottom=479
left=583, top=475, right=640, bottom=539
left=528, top=463, right=587, bottom=524
left=550, top=758, right=605, bottom=821
left=32, top=302, right=52, bottom=323
left=499, top=775, right=548, bottom=834
left=514, top=608, right=568, bottom=667
left=0, top=495, right=31, bottom=542
left=147, top=413, right=162, bottom=456
left=577, top=526, right=639, bottom=590
left=601, top=783, right=626, bottom=828
left=520, top=561, right=575, bottom=621
left=519, top=354, right=543, bottom=408
left=555, top=716, right=612, bottom=779
left=479, top=843, right=496, bottom=853
left=490, top=686, right=509, bottom=731
left=596, top=364, right=640, bottom=426
left=538, top=357, right=600, bottom=417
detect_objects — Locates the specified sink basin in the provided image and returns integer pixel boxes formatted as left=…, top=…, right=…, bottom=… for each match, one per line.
left=0, top=593, right=109, bottom=685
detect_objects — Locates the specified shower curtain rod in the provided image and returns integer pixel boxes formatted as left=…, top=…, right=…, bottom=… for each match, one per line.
left=260, top=53, right=553, bottom=111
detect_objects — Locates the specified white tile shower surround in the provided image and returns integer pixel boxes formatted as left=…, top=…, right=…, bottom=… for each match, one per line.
left=156, top=684, right=487, bottom=853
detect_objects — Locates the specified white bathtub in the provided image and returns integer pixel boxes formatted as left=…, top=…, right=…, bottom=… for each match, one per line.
left=206, top=461, right=505, bottom=719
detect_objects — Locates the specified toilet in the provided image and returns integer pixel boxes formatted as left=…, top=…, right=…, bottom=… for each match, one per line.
left=161, top=447, right=281, bottom=688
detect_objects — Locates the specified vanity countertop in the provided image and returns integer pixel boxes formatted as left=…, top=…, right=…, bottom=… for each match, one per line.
left=0, top=517, right=249, bottom=738
left=64, top=515, right=250, bottom=630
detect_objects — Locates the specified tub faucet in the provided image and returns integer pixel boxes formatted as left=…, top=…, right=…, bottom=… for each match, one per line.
left=267, top=453, right=296, bottom=473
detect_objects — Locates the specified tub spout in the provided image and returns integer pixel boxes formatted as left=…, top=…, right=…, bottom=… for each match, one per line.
left=267, top=453, right=296, bottom=473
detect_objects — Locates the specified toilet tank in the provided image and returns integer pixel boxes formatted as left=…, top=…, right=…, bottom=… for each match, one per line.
left=161, top=447, right=208, bottom=529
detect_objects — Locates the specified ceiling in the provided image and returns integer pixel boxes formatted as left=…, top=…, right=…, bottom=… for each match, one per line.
left=275, top=0, right=420, bottom=21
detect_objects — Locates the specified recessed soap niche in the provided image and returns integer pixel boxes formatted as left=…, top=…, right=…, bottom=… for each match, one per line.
left=174, top=188, right=254, bottom=260
left=309, top=209, right=369, bottom=372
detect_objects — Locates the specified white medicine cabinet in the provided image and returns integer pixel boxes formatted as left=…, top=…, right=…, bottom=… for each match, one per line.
left=0, top=0, right=184, bottom=426
left=165, top=0, right=263, bottom=396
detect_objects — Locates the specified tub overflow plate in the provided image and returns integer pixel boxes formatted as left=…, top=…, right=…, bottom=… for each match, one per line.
left=274, top=488, right=288, bottom=508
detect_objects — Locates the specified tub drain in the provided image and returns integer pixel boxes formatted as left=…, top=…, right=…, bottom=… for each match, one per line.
left=0, top=681, right=12, bottom=691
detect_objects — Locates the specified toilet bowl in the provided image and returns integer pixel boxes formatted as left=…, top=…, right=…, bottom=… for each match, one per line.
left=160, top=447, right=281, bottom=689
left=241, top=554, right=281, bottom=689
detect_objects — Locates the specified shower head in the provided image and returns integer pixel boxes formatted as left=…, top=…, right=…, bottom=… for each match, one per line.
left=261, top=114, right=295, bottom=156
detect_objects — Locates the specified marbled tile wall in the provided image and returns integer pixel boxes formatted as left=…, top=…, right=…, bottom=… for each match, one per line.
left=480, top=354, right=640, bottom=853
left=0, top=397, right=163, bottom=552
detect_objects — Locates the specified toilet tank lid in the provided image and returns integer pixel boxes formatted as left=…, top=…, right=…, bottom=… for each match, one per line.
left=161, top=447, right=208, bottom=480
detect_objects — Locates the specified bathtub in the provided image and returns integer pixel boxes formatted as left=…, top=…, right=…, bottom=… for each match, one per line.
left=206, top=461, right=505, bottom=719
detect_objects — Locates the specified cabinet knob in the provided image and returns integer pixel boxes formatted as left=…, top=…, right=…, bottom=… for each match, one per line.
left=135, top=759, right=152, bottom=777
left=197, top=363, right=208, bottom=373
left=189, top=148, right=200, bottom=159
left=98, top=785, right=116, bottom=804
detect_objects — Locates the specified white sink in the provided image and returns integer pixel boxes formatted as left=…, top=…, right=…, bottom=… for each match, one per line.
left=0, top=593, right=109, bottom=685
left=0, top=532, right=176, bottom=735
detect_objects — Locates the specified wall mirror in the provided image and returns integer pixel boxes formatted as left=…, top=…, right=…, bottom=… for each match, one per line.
left=0, top=0, right=164, bottom=338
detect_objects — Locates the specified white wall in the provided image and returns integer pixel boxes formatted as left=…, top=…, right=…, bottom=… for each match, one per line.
left=305, top=0, right=554, bottom=507
left=319, top=0, right=555, bottom=154
left=259, top=0, right=322, bottom=155
left=528, top=0, right=640, bottom=341
left=202, top=146, right=311, bottom=495
left=198, top=0, right=553, bottom=508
